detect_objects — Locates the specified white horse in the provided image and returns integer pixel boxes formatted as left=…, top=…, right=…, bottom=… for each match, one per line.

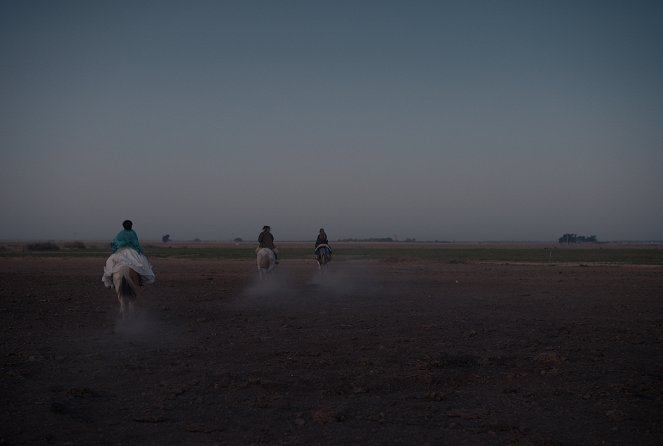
left=103, top=247, right=154, bottom=320
left=315, top=244, right=332, bottom=274
left=256, top=247, right=276, bottom=280
left=112, top=265, right=141, bottom=319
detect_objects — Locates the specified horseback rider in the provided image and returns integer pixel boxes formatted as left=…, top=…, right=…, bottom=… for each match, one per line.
left=111, top=220, right=144, bottom=255
left=314, top=228, right=332, bottom=255
left=258, top=225, right=279, bottom=264
left=103, top=219, right=155, bottom=288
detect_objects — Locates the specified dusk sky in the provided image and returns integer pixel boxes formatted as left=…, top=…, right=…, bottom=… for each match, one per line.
left=2, top=1, right=662, bottom=242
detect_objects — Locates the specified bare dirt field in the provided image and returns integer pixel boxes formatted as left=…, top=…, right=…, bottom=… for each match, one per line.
left=1, top=252, right=662, bottom=445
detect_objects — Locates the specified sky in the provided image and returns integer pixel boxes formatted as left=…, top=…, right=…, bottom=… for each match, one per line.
left=1, top=0, right=662, bottom=242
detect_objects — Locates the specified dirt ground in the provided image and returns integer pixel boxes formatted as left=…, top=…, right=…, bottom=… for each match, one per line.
left=1, top=255, right=662, bottom=445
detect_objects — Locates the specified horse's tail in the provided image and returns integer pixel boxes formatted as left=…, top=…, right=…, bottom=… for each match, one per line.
left=119, top=267, right=138, bottom=298
left=257, top=250, right=267, bottom=270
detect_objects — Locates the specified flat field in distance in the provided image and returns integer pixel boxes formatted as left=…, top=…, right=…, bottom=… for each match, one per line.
left=2, top=241, right=662, bottom=265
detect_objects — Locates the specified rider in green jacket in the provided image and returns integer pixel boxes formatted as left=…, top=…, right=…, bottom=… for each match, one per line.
left=111, top=220, right=144, bottom=255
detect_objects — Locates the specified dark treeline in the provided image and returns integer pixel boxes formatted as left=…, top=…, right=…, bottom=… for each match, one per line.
left=559, top=233, right=598, bottom=244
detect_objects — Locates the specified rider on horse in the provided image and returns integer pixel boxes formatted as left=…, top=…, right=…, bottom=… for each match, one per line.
left=103, top=220, right=155, bottom=289
left=314, top=228, right=332, bottom=257
left=258, top=225, right=279, bottom=264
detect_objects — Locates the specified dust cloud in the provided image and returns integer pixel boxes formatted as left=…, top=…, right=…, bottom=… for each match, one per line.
left=111, top=306, right=179, bottom=347
left=236, top=260, right=394, bottom=310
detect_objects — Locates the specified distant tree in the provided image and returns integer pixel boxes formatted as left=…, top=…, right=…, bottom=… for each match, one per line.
left=193, top=238, right=201, bottom=242
left=559, top=233, right=576, bottom=244
left=233, top=237, right=243, bottom=243
left=162, top=234, right=171, bottom=243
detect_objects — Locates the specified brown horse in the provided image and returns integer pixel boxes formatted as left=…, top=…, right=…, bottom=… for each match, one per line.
left=112, top=265, right=141, bottom=319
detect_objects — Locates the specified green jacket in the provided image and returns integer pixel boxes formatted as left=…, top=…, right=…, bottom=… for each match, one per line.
left=111, top=229, right=144, bottom=255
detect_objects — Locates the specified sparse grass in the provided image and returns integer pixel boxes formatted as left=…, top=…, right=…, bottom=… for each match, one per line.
left=146, top=246, right=255, bottom=260
left=360, top=247, right=663, bottom=265
left=63, top=241, right=86, bottom=249
left=1, top=243, right=661, bottom=265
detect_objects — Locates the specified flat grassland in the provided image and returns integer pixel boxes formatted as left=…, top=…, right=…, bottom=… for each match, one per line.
left=1, top=243, right=662, bottom=445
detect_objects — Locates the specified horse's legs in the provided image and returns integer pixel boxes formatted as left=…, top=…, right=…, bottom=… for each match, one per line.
left=117, top=295, right=138, bottom=319
left=114, top=268, right=140, bottom=320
